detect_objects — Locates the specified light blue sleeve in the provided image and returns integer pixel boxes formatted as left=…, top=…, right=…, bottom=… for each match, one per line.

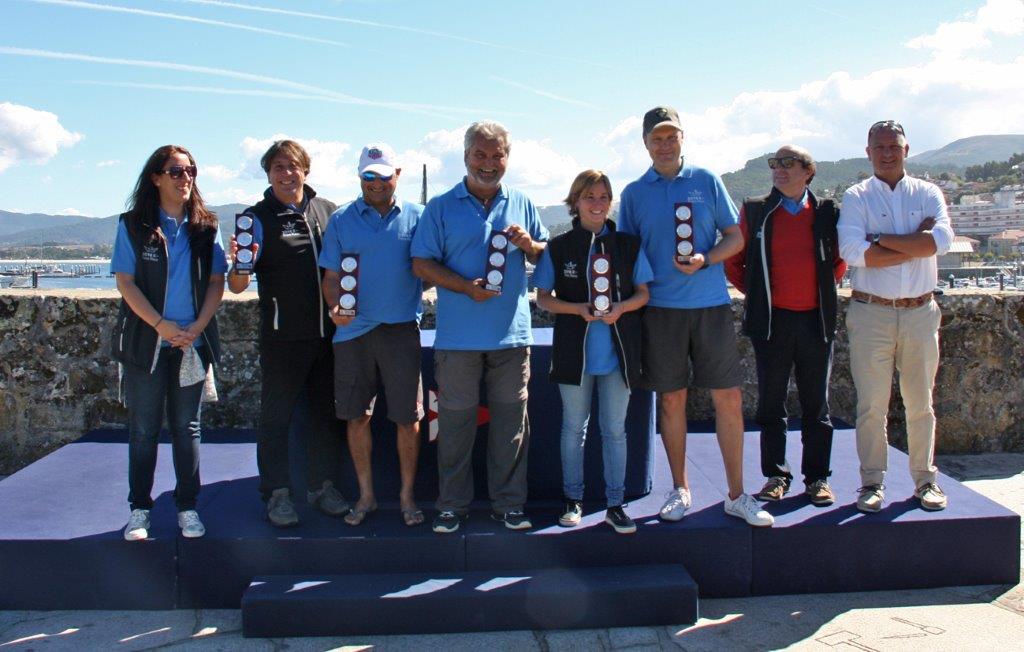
left=110, top=220, right=136, bottom=275
left=318, top=212, right=343, bottom=271
left=210, top=222, right=228, bottom=274
left=713, top=173, right=740, bottom=231
left=533, top=248, right=555, bottom=291
left=633, top=249, right=654, bottom=285
left=410, top=198, right=445, bottom=260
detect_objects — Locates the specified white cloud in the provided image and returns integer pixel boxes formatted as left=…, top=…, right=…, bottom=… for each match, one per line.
left=96, top=159, right=119, bottom=168
left=55, top=207, right=84, bottom=215
left=202, top=164, right=240, bottom=182
left=202, top=187, right=262, bottom=206
left=0, top=102, right=82, bottom=173
left=905, top=0, right=1024, bottom=58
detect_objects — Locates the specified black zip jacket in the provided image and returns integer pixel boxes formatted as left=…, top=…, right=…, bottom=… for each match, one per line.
left=247, top=185, right=336, bottom=342
left=110, top=212, right=222, bottom=371
left=739, top=188, right=841, bottom=341
left=545, top=219, right=643, bottom=388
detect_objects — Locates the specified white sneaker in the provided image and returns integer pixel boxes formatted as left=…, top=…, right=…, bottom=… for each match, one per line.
left=177, top=510, right=206, bottom=538
left=124, top=509, right=151, bottom=541
left=724, top=493, right=774, bottom=527
left=659, top=487, right=692, bottom=522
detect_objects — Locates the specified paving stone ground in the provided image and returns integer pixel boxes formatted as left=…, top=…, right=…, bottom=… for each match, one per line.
left=1, top=453, right=1021, bottom=651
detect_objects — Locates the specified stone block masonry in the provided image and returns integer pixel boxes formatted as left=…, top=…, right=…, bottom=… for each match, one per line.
left=1, top=289, right=1023, bottom=474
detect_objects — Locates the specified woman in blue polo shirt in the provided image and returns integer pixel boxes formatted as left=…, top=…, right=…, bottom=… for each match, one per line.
left=110, top=145, right=227, bottom=542
left=535, top=170, right=652, bottom=534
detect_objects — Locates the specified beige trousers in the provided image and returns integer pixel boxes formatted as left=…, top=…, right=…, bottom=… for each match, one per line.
left=846, top=298, right=941, bottom=487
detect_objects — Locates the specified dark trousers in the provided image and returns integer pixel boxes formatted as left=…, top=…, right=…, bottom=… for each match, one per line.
left=124, top=347, right=204, bottom=512
left=257, top=337, right=341, bottom=500
left=753, top=308, right=834, bottom=485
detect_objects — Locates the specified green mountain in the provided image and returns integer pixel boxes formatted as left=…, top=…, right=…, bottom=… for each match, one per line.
left=0, top=210, right=93, bottom=238
left=909, top=135, right=1024, bottom=167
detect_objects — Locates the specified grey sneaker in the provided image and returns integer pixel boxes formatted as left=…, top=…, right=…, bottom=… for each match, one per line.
left=268, top=487, right=299, bottom=527
left=659, top=487, right=692, bottom=522
left=856, top=484, right=885, bottom=513
left=915, top=482, right=947, bottom=511
left=307, top=480, right=350, bottom=517
left=724, top=493, right=775, bottom=527
left=124, top=509, right=150, bottom=541
left=559, top=499, right=583, bottom=527
left=177, top=510, right=206, bottom=538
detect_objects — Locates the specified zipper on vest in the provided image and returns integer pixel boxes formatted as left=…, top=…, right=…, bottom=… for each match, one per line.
left=759, top=198, right=783, bottom=340
left=578, top=231, right=597, bottom=385
left=119, top=315, right=127, bottom=352
left=272, top=297, right=280, bottom=330
left=194, top=257, right=212, bottom=351
left=151, top=235, right=169, bottom=373
left=817, top=238, right=827, bottom=342
left=304, top=211, right=326, bottom=338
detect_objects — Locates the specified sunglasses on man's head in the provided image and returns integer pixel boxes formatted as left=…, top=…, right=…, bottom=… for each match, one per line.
left=158, top=165, right=198, bottom=179
left=360, top=171, right=393, bottom=182
left=869, top=120, right=905, bottom=137
left=767, top=156, right=806, bottom=170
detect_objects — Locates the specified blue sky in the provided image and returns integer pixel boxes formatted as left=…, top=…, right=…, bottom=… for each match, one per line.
left=1, top=0, right=1023, bottom=216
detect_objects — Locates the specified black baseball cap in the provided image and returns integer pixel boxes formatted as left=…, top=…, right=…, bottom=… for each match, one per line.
left=643, top=106, right=683, bottom=138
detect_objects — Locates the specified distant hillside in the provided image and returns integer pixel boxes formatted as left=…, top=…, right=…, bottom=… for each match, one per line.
left=910, top=135, right=1024, bottom=167
left=722, top=155, right=959, bottom=204
left=538, top=204, right=571, bottom=230
left=0, top=210, right=93, bottom=238
left=0, top=204, right=247, bottom=247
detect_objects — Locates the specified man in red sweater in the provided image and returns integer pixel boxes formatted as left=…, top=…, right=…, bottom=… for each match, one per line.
left=725, top=145, right=846, bottom=506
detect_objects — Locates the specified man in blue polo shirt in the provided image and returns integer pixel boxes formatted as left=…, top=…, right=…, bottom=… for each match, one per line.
left=320, top=143, right=426, bottom=528
left=618, top=106, right=773, bottom=527
left=411, top=120, right=549, bottom=534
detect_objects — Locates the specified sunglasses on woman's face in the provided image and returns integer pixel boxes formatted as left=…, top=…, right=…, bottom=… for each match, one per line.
left=360, top=171, right=393, bottom=182
left=158, top=165, right=198, bottom=179
left=767, top=156, right=805, bottom=170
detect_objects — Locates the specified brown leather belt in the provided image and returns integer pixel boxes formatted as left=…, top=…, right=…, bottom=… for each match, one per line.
left=851, top=290, right=933, bottom=309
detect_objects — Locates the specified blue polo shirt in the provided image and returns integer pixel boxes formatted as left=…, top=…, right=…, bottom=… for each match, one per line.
left=410, top=180, right=549, bottom=350
left=618, top=165, right=739, bottom=309
left=111, top=210, right=227, bottom=342
left=533, top=226, right=653, bottom=375
left=319, top=197, right=424, bottom=343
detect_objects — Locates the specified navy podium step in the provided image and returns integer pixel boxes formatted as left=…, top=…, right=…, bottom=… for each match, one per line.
left=240, top=564, right=699, bottom=637
left=0, top=427, right=1018, bottom=611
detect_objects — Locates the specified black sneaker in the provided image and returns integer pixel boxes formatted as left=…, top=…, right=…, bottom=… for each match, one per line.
left=604, top=506, right=637, bottom=534
left=559, top=499, right=583, bottom=527
left=491, top=510, right=532, bottom=530
left=432, top=510, right=465, bottom=534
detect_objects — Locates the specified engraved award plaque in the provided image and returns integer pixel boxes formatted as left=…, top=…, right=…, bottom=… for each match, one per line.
left=338, top=253, right=360, bottom=317
left=674, top=203, right=695, bottom=265
left=590, top=253, right=613, bottom=317
left=484, top=230, right=509, bottom=294
left=234, top=213, right=256, bottom=275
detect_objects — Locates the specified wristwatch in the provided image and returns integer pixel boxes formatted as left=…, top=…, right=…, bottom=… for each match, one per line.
left=871, top=232, right=881, bottom=245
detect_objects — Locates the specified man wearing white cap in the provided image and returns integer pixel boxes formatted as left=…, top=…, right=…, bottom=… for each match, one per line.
left=319, top=143, right=428, bottom=527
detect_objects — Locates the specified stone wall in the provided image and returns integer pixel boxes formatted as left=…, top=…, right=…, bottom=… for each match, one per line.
left=1, top=288, right=1023, bottom=474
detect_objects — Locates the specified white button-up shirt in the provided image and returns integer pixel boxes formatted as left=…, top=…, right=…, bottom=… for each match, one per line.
left=838, top=174, right=954, bottom=299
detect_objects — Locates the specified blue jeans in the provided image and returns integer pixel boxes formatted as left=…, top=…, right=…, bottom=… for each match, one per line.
left=124, top=347, right=204, bottom=512
left=558, top=371, right=630, bottom=507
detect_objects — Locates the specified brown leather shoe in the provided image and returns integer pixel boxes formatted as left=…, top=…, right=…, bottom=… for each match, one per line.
left=805, top=479, right=835, bottom=506
left=755, top=476, right=789, bottom=502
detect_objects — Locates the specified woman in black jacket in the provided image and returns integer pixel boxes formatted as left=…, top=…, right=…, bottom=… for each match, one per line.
left=535, top=170, right=652, bottom=534
left=110, top=145, right=226, bottom=541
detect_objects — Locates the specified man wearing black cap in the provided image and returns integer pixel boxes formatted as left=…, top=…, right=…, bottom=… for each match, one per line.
left=618, top=106, right=774, bottom=527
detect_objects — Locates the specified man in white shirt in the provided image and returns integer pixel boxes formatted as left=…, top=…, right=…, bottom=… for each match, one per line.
left=838, top=120, right=955, bottom=513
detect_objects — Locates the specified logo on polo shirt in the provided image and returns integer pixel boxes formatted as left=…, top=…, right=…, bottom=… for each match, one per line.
left=687, top=190, right=705, bottom=203
left=562, top=261, right=578, bottom=279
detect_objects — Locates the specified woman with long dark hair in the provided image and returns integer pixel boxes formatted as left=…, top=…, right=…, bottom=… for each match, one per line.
left=110, top=145, right=227, bottom=541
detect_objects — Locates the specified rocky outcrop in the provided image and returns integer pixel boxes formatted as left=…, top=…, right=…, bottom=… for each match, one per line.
left=1, top=289, right=1022, bottom=474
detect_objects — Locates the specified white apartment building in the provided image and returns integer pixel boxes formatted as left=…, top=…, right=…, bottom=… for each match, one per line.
left=949, top=189, right=1024, bottom=238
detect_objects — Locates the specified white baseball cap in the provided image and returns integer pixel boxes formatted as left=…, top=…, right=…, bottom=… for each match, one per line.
left=358, top=143, right=397, bottom=176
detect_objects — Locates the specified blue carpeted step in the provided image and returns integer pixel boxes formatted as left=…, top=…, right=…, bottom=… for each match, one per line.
left=241, top=564, right=699, bottom=637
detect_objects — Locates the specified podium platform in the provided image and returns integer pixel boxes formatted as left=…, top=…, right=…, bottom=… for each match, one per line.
left=0, top=426, right=1018, bottom=623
